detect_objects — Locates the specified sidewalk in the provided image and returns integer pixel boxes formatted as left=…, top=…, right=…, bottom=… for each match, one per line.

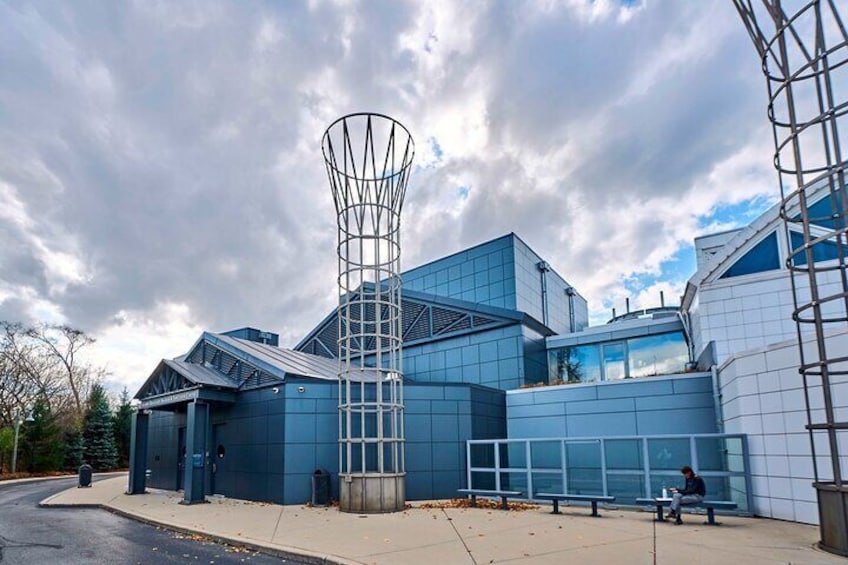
left=40, top=476, right=845, bottom=565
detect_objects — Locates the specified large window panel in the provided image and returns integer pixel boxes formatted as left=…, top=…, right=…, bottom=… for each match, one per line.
left=627, top=332, right=689, bottom=378
left=549, top=345, right=601, bottom=383
left=602, top=342, right=626, bottom=380
left=720, top=232, right=780, bottom=278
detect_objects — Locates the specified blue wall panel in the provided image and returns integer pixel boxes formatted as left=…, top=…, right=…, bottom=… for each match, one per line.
left=403, top=235, right=515, bottom=309
left=143, top=380, right=506, bottom=505
left=403, top=325, right=527, bottom=390
left=506, top=374, right=718, bottom=439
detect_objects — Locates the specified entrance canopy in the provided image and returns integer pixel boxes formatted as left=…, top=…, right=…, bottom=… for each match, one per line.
left=135, top=359, right=237, bottom=410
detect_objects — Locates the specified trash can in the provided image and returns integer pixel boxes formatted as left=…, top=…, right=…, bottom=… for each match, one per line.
left=311, top=469, right=331, bottom=506
left=78, top=463, right=93, bottom=488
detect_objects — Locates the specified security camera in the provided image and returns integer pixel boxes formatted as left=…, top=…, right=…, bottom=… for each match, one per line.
left=272, top=387, right=280, bottom=394
left=297, top=386, right=306, bottom=393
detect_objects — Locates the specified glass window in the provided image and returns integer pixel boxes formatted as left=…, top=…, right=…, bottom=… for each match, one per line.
left=605, top=439, right=643, bottom=470
left=471, top=471, right=496, bottom=490
left=799, top=192, right=844, bottom=230
left=605, top=474, right=645, bottom=504
left=789, top=231, right=848, bottom=265
left=627, top=332, right=689, bottom=378
left=565, top=442, right=603, bottom=495
left=602, top=342, right=626, bottom=380
left=531, top=473, right=563, bottom=497
left=647, top=438, right=691, bottom=471
left=470, top=443, right=495, bottom=468
left=531, top=441, right=562, bottom=469
left=499, top=442, right=526, bottom=469
left=720, top=232, right=780, bottom=278
left=548, top=344, right=601, bottom=384
left=499, top=472, right=527, bottom=492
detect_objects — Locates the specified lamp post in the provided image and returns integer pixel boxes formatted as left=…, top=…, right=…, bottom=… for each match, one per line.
left=11, top=409, right=34, bottom=474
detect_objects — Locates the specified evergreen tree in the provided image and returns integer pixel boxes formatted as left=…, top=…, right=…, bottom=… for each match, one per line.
left=82, top=384, right=118, bottom=470
left=0, top=427, right=14, bottom=474
left=112, top=387, right=133, bottom=468
left=62, top=427, right=84, bottom=471
left=23, top=399, right=63, bottom=473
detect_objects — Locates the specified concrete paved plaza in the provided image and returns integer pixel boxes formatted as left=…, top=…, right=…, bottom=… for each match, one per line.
left=40, top=476, right=846, bottom=564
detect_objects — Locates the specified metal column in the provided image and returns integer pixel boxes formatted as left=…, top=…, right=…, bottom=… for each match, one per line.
left=127, top=410, right=149, bottom=495
left=181, top=401, right=209, bottom=505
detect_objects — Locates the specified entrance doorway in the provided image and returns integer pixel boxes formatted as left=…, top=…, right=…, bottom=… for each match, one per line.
left=177, top=427, right=186, bottom=490
left=211, top=423, right=227, bottom=495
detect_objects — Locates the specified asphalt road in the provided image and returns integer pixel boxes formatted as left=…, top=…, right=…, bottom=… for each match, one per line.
left=0, top=477, right=303, bottom=564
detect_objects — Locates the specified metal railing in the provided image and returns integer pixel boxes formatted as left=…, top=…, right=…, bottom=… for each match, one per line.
left=466, top=433, right=752, bottom=512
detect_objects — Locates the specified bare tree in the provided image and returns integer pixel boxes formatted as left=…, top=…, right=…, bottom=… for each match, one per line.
left=0, top=323, right=53, bottom=426
left=25, top=325, right=96, bottom=418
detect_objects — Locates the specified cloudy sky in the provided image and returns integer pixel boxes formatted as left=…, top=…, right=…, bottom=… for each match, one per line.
left=1, top=0, right=780, bottom=392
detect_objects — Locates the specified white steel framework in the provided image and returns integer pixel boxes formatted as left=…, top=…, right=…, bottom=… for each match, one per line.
left=322, top=113, right=414, bottom=513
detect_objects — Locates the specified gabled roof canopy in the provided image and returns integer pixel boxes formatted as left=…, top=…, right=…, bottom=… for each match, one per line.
left=134, top=333, right=386, bottom=407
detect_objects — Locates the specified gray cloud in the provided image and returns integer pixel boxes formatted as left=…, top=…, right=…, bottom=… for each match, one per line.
left=0, top=0, right=785, bottom=386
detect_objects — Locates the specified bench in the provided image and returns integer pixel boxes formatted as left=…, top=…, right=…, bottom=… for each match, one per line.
left=536, top=493, right=617, bottom=517
left=635, top=497, right=738, bottom=525
left=458, top=488, right=523, bottom=510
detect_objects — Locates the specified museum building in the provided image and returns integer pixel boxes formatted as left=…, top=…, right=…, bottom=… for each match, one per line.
left=129, top=190, right=847, bottom=525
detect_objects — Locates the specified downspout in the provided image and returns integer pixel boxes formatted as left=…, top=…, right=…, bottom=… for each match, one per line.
left=537, top=261, right=550, bottom=327
left=711, top=363, right=724, bottom=433
left=676, top=310, right=696, bottom=370
left=565, top=287, right=576, bottom=333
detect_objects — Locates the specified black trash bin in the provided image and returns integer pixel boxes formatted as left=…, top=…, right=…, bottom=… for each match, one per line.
left=78, top=463, right=93, bottom=488
left=311, top=469, right=331, bottom=506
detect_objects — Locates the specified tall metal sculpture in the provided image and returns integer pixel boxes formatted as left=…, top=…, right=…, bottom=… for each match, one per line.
left=733, top=0, right=848, bottom=555
left=322, top=113, right=414, bottom=513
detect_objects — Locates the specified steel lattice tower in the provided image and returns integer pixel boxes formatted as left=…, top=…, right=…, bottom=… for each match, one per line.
left=733, top=0, right=848, bottom=555
left=322, top=113, right=414, bottom=513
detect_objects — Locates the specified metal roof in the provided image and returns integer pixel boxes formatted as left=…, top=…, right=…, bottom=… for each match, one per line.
left=162, top=359, right=239, bottom=389
left=206, top=333, right=384, bottom=382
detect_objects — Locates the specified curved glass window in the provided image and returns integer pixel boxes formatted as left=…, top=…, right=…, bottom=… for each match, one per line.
left=720, top=232, right=780, bottom=279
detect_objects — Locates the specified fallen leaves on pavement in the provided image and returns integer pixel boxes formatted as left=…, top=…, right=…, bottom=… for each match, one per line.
left=418, top=498, right=539, bottom=511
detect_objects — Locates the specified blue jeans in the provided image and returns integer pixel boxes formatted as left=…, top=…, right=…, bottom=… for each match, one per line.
left=670, top=493, right=702, bottom=513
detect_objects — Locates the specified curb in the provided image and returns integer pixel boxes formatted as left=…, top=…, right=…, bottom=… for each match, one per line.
left=38, top=489, right=361, bottom=565
left=0, top=471, right=126, bottom=487
left=102, top=505, right=362, bottom=565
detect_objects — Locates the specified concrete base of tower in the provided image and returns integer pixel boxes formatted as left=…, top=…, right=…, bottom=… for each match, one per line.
left=815, top=482, right=848, bottom=557
left=339, top=473, right=406, bottom=513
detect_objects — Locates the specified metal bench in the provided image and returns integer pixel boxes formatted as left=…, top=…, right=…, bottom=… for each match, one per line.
left=536, top=493, right=617, bottom=517
left=636, top=497, right=738, bottom=525
left=458, top=488, right=523, bottom=510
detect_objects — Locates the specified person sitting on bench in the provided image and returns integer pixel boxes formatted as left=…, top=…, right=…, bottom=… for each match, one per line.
left=667, top=465, right=706, bottom=524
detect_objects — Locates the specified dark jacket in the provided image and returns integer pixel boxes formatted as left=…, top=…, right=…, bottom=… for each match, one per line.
left=680, top=475, right=706, bottom=496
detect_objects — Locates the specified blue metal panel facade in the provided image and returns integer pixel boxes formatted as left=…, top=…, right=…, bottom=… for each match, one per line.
left=506, top=374, right=717, bottom=439
left=403, top=235, right=516, bottom=309
left=403, top=325, right=526, bottom=390
left=142, top=381, right=506, bottom=505
left=403, top=234, right=587, bottom=335
left=512, top=236, right=585, bottom=334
